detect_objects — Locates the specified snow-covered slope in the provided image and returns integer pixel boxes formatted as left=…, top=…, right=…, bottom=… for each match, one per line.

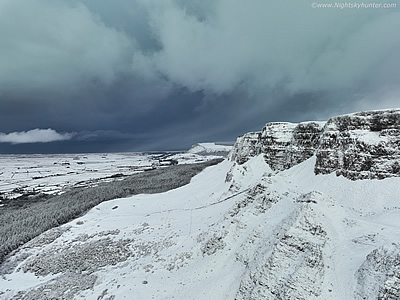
left=1, top=109, right=400, bottom=299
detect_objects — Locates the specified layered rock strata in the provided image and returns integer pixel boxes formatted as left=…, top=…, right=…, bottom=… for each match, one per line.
left=315, top=109, right=400, bottom=179
left=231, top=109, right=400, bottom=179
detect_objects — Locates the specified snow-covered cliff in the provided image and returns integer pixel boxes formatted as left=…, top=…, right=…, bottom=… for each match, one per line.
left=230, top=121, right=325, bottom=171
left=231, top=109, right=400, bottom=179
left=315, top=109, right=400, bottom=180
left=228, top=132, right=261, bottom=164
left=1, top=109, right=399, bottom=299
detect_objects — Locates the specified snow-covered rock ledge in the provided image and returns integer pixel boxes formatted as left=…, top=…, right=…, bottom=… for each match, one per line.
left=230, top=108, right=400, bottom=180
left=315, top=109, right=400, bottom=180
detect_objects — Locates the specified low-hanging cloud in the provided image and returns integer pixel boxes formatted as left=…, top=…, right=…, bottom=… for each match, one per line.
left=0, top=0, right=399, bottom=153
left=141, top=0, right=400, bottom=98
left=0, top=129, right=74, bottom=144
left=2, top=0, right=399, bottom=102
left=0, top=0, right=132, bottom=93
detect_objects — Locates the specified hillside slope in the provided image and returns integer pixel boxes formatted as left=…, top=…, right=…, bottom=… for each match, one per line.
left=1, top=109, right=400, bottom=299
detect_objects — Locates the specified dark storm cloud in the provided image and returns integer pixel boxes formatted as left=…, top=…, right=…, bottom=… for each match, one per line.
left=142, top=1, right=398, bottom=90
left=0, top=0, right=399, bottom=153
left=0, top=0, right=132, bottom=92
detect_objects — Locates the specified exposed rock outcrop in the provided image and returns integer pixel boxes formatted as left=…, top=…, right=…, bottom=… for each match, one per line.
left=262, top=122, right=325, bottom=171
left=230, top=109, right=400, bottom=180
left=315, top=109, right=400, bottom=180
left=229, top=132, right=261, bottom=164
left=231, top=122, right=325, bottom=171
left=356, top=243, right=400, bottom=299
left=259, top=122, right=298, bottom=171
left=235, top=199, right=329, bottom=300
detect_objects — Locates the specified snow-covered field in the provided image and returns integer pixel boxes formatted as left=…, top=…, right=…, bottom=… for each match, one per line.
left=0, top=147, right=227, bottom=203
left=1, top=153, right=399, bottom=299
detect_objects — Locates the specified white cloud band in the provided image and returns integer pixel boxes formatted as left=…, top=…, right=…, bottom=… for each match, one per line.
left=0, top=129, right=73, bottom=144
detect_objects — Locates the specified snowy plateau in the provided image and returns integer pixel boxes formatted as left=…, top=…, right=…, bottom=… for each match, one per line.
left=1, top=109, right=400, bottom=300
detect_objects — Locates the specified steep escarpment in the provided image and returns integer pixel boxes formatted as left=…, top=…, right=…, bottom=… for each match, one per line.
left=315, top=109, right=400, bottom=180
left=223, top=154, right=400, bottom=300
left=230, top=121, right=325, bottom=171
left=270, top=121, right=325, bottom=171
left=231, top=109, right=400, bottom=179
left=236, top=200, right=329, bottom=300
left=225, top=109, right=400, bottom=300
left=229, top=132, right=261, bottom=164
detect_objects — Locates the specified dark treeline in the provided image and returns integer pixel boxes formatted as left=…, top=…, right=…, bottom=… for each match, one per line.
left=0, top=159, right=223, bottom=264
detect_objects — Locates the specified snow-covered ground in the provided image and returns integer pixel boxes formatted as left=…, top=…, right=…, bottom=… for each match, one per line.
left=0, top=150, right=222, bottom=202
left=2, top=154, right=399, bottom=299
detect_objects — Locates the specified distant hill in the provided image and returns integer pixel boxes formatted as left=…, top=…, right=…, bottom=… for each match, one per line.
left=188, top=142, right=233, bottom=157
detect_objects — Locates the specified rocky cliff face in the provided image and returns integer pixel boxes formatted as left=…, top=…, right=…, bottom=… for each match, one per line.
left=263, top=121, right=326, bottom=171
left=231, top=109, right=400, bottom=180
left=259, top=122, right=299, bottom=171
left=226, top=109, right=400, bottom=299
left=231, top=122, right=325, bottom=171
left=236, top=198, right=328, bottom=300
left=228, top=132, right=261, bottom=164
left=315, top=109, right=400, bottom=180
left=355, top=243, right=400, bottom=300
left=223, top=154, right=400, bottom=300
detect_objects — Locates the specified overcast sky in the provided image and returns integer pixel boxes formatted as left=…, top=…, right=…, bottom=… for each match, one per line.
left=0, top=0, right=399, bottom=153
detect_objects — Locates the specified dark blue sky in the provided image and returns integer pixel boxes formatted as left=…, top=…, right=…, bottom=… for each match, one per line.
left=0, top=0, right=399, bottom=153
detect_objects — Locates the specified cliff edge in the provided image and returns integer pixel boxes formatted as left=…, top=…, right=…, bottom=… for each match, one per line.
left=231, top=109, right=400, bottom=180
